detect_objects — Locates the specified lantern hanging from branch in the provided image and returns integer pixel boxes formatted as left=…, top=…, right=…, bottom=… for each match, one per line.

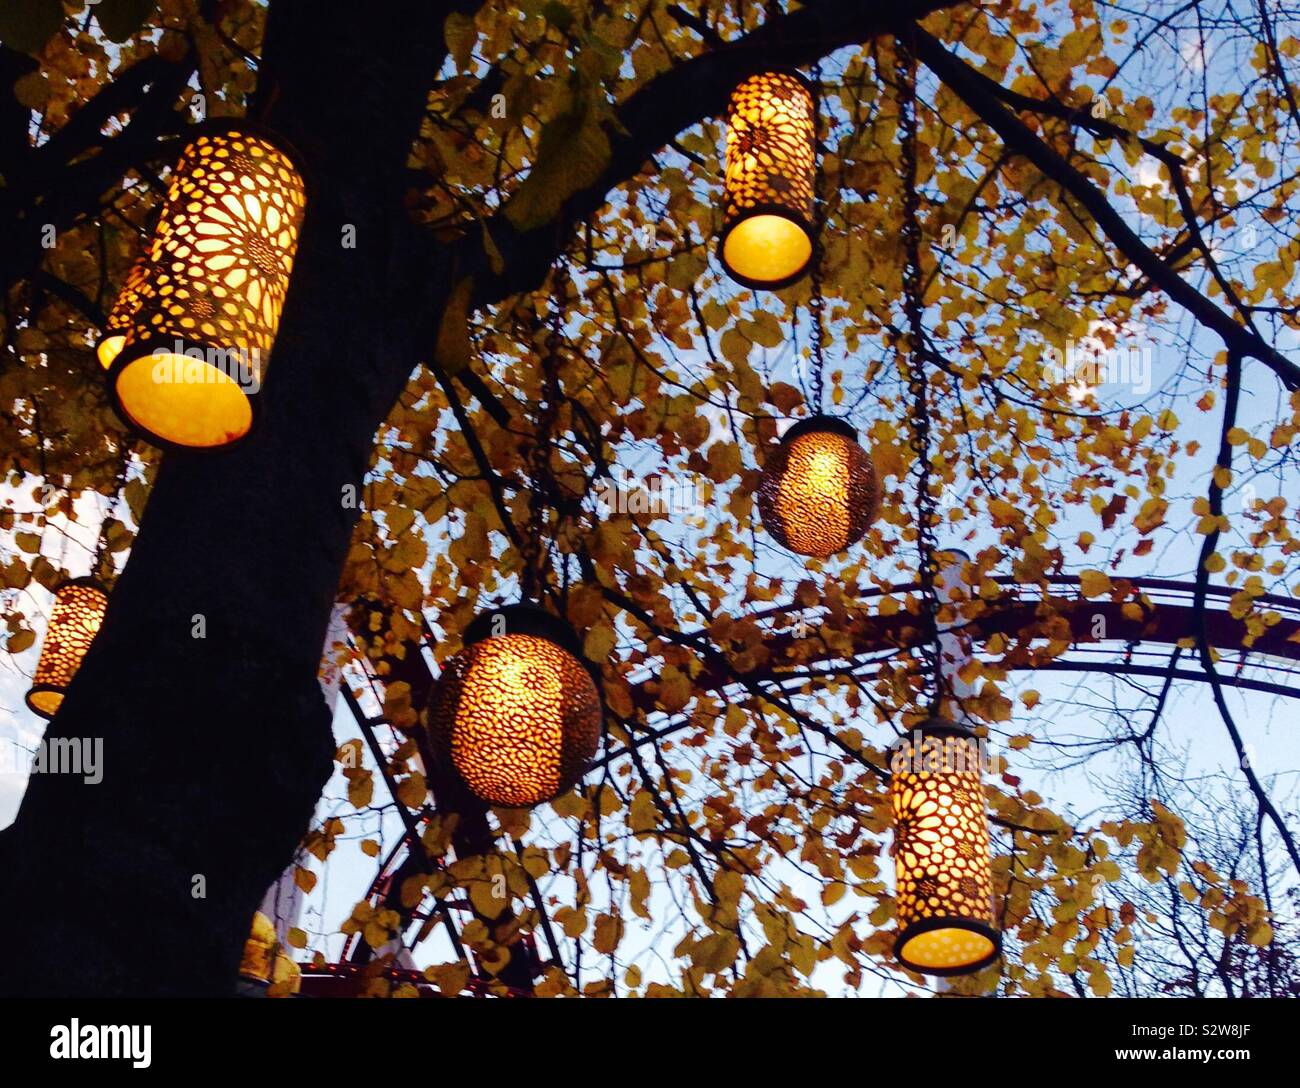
left=890, top=717, right=1001, bottom=976
left=719, top=69, right=816, bottom=290
left=426, top=604, right=603, bottom=808
left=757, top=415, right=878, bottom=558
left=106, top=123, right=307, bottom=451
left=96, top=255, right=151, bottom=370
left=25, top=577, right=109, bottom=720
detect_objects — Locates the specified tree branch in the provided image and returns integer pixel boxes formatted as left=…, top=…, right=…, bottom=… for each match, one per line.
left=457, top=0, right=963, bottom=310
left=913, top=28, right=1300, bottom=391
left=1192, top=350, right=1300, bottom=881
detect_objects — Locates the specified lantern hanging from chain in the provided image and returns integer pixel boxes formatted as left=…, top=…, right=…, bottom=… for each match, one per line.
left=756, top=65, right=879, bottom=560
left=719, top=69, right=816, bottom=289
left=105, top=122, right=307, bottom=451
left=889, top=718, right=1001, bottom=975
left=426, top=602, right=603, bottom=808
left=887, top=32, right=1000, bottom=978
left=426, top=267, right=602, bottom=808
left=25, top=577, right=109, bottom=720
left=757, top=415, right=878, bottom=558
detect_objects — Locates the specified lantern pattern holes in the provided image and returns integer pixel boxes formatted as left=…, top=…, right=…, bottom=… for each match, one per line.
left=427, top=605, right=603, bottom=808
left=890, top=720, right=1001, bottom=976
left=757, top=416, right=879, bottom=558
left=25, top=578, right=108, bottom=720
left=96, top=255, right=150, bottom=370
left=719, top=70, right=816, bottom=289
left=106, top=124, right=307, bottom=451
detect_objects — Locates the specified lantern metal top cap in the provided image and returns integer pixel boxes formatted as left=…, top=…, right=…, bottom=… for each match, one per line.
left=184, top=116, right=309, bottom=186
left=732, top=66, right=817, bottom=100
left=780, top=414, right=858, bottom=445
left=463, top=602, right=583, bottom=657
left=57, top=575, right=109, bottom=595
left=891, top=715, right=978, bottom=747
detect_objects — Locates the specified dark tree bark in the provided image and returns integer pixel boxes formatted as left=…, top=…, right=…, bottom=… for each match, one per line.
left=0, top=0, right=453, bottom=997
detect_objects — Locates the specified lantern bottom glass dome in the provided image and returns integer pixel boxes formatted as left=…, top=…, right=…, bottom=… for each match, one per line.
left=721, top=213, right=812, bottom=288
left=25, top=688, right=64, bottom=719
left=113, top=352, right=254, bottom=450
left=896, top=919, right=998, bottom=975
left=96, top=335, right=125, bottom=370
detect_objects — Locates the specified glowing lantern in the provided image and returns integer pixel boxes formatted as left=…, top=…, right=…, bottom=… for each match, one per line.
left=757, top=416, right=878, bottom=558
left=239, top=911, right=301, bottom=995
left=96, top=255, right=150, bottom=370
left=106, top=123, right=307, bottom=451
left=427, top=604, right=603, bottom=808
left=719, top=70, right=816, bottom=289
left=25, top=577, right=108, bottom=720
left=890, top=718, right=1001, bottom=976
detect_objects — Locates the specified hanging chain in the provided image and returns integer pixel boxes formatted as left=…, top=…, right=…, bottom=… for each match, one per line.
left=522, top=260, right=566, bottom=603
left=897, top=31, right=943, bottom=714
left=808, top=60, right=827, bottom=415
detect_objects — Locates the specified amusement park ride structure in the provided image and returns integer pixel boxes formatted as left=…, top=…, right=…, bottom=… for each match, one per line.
left=253, top=569, right=1300, bottom=998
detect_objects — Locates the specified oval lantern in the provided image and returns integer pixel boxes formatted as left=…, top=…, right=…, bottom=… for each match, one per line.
left=889, top=718, right=1001, bottom=976
left=107, top=122, right=307, bottom=451
left=427, top=604, right=603, bottom=808
left=757, top=415, right=878, bottom=558
left=25, top=577, right=108, bottom=720
left=719, top=70, right=816, bottom=290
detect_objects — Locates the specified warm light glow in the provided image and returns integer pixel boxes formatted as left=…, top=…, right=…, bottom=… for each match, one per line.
left=721, top=214, right=813, bottom=289
left=900, top=926, right=996, bottom=972
left=891, top=724, right=1000, bottom=976
left=96, top=334, right=125, bottom=370
left=97, top=255, right=150, bottom=369
left=757, top=420, right=878, bottom=558
left=428, top=625, right=602, bottom=808
left=720, top=71, right=816, bottom=288
left=115, top=352, right=255, bottom=449
left=25, top=579, right=108, bottom=720
left=108, top=125, right=306, bottom=450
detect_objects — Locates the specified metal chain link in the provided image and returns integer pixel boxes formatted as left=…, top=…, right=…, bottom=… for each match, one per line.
left=809, top=60, right=827, bottom=415
left=523, top=261, right=566, bottom=602
left=896, top=31, right=943, bottom=712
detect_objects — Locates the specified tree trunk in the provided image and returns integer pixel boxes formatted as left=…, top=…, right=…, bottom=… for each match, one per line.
left=0, top=1, right=451, bottom=996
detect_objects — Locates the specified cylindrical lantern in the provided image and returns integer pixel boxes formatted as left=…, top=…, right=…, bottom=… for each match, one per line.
left=25, top=577, right=109, bottom=720
left=719, top=69, right=816, bottom=290
left=96, top=255, right=151, bottom=370
left=106, top=122, right=307, bottom=451
left=757, top=415, right=878, bottom=558
left=889, top=718, right=1001, bottom=976
left=426, top=604, right=603, bottom=808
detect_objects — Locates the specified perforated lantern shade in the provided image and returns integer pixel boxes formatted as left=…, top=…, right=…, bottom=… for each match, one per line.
left=427, top=605, right=603, bottom=808
left=107, top=123, right=307, bottom=451
left=890, top=719, right=1001, bottom=976
left=757, top=416, right=879, bottom=558
left=719, top=70, right=816, bottom=290
left=96, top=255, right=150, bottom=370
left=25, top=577, right=108, bottom=720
